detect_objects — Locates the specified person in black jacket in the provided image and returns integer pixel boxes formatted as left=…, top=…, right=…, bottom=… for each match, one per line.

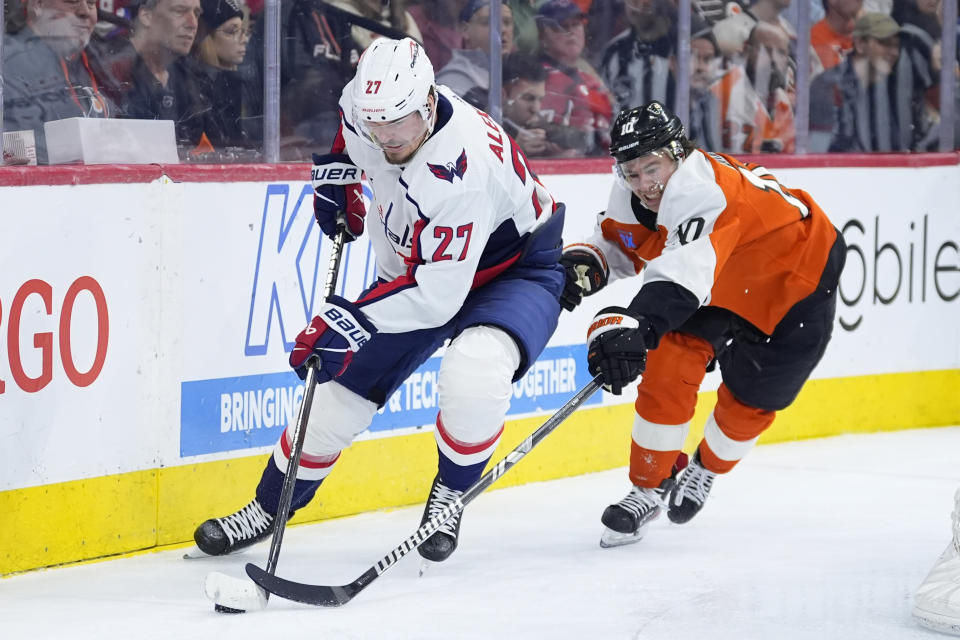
left=189, top=0, right=260, bottom=156
left=102, top=0, right=226, bottom=157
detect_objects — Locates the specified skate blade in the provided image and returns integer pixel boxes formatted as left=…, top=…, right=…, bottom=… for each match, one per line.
left=183, top=545, right=213, bottom=560
left=912, top=605, right=960, bottom=636
left=599, top=526, right=647, bottom=548
left=418, top=559, right=432, bottom=577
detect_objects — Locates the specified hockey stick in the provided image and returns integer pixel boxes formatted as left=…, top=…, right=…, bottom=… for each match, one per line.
left=245, top=375, right=603, bottom=607
left=207, top=228, right=348, bottom=613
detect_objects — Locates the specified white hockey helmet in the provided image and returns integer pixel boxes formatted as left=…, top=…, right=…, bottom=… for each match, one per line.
left=351, top=37, right=436, bottom=145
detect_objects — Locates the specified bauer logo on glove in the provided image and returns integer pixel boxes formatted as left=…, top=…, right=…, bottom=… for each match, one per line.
left=311, top=163, right=360, bottom=184
left=312, top=153, right=367, bottom=241
left=321, top=304, right=373, bottom=350
left=290, top=295, right=378, bottom=383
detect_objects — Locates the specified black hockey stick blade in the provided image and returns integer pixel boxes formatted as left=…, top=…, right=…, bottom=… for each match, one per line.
left=246, top=563, right=370, bottom=607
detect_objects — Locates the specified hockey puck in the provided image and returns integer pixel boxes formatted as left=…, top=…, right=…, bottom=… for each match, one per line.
left=214, top=604, right=246, bottom=614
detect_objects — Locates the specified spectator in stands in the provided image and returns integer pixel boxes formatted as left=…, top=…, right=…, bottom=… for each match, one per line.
left=599, top=0, right=676, bottom=114
left=436, top=0, right=514, bottom=109
left=538, top=0, right=613, bottom=154
left=327, top=0, right=422, bottom=49
left=892, top=10, right=940, bottom=150
left=893, top=0, right=941, bottom=40
left=5, top=0, right=29, bottom=33
left=509, top=0, right=540, bottom=55
left=686, top=20, right=724, bottom=151
left=584, top=0, right=628, bottom=68
left=538, top=0, right=604, bottom=81
left=811, top=0, right=864, bottom=71
left=2, top=0, right=115, bottom=163
left=190, top=0, right=258, bottom=153
left=712, top=5, right=757, bottom=61
left=260, top=0, right=410, bottom=160
left=501, top=51, right=589, bottom=156
left=708, top=22, right=795, bottom=153
left=107, top=0, right=225, bottom=156
left=748, top=0, right=796, bottom=35
left=502, top=51, right=551, bottom=155
left=407, top=0, right=464, bottom=70
left=809, top=12, right=925, bottom=151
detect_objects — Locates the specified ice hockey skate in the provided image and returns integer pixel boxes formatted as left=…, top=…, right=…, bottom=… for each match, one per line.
left=417, top=475, right=465, bottom=572
left=600, top=485, right=665, bottom=548
left=191, top=498, right=276, bottom=557
left=668, top=451, right=717, bottom=524
left=913, top=489, right=960, bottom=635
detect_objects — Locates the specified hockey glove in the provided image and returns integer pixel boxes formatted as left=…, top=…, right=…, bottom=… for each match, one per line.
left=312, top=153, right=366, bottom=241
left=586, top=306, right=648, bottom=395
left=289, top=295, right=377, bottom=383
left=559, top=247, right=608, bottom=312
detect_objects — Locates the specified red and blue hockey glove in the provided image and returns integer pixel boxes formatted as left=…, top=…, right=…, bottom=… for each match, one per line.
left=559, top=246, right=608, bottom=312
left=586, top=307, right=648, bottom=395
left=289, top=295, right=378, bottom=383
left=312, top=153, right=366, bottom=241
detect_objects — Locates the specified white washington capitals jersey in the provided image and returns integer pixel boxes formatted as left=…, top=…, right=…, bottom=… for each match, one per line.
left=337, top=84, right=557, bottom=333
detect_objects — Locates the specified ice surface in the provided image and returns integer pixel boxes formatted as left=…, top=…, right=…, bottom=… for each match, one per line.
left=1, top=427, right=957, bottom=640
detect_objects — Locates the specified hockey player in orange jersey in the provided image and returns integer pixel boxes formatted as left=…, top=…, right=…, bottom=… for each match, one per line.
left=560, top=101, right=846, bottom=547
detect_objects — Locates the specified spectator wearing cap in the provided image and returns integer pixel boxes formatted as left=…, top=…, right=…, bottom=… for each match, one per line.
left=811, top=0, right=864, bottom=71
left=110, top=0, right=226, bottom=156
left=436, top=0, right=514, bottom=109
left=809, top=12, right=911, bottom=150
left=536, top=0, right=613, bottom=155
left=599, top=0, right=677, bottom=114
left=2, top=0, right=115, bottom=163
left=407, top=0, right=464, bottom=71
left=189, top=0, right=259, bottom=152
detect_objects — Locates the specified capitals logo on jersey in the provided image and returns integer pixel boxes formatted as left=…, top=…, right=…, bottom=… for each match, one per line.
left=427, top=149, right=468, bottom=183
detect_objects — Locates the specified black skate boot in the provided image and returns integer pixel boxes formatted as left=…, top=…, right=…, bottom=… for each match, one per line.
left=417, top=475, right=465, bottom=563
left=600, top=485, right=665, bottom=548
left=599, top=453, right=687, bottom=548
left=194, top=498, right=275, bottom=556
left=667, top=451, right=717, bottom=524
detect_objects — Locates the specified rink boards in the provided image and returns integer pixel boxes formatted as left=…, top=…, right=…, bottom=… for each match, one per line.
left=1, top=155, right=959, bottom=575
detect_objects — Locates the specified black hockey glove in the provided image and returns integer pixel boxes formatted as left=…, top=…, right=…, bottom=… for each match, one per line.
left=559, top=247, right=608, bottom=311
left=586, top=307, right=648, bottom=395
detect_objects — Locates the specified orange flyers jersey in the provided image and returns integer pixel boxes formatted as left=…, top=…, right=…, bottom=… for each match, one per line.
left=711, top=65, right=770, bottom=154
left=576, top=150, right=838, bottom=335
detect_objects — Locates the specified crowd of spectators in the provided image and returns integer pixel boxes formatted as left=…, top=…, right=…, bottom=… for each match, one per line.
left=2, top=0, right=958, bottom=164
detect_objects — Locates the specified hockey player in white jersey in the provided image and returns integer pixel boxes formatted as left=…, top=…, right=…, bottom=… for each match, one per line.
left=194, top=37, right=566, bottom=564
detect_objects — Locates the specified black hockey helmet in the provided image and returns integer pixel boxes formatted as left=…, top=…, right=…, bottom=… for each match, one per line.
left=609, top=101, right=686, bottom=164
